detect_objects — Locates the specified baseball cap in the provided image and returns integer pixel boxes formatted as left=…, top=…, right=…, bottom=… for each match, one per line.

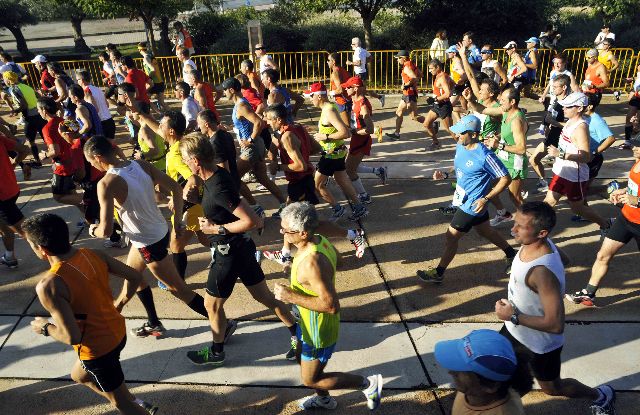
left=395, top=50, right=410, bottom=58
left=558, top=92, right=589, bottom=107
left=446, top=46, right=457, bottom=54
left=303, top=82, right=327, bottom=97
left=450, top=114, right=482, bottom=135
left=341, top=76, right=363, bottom=89
left=586, top=48, right=598, bottom=57
left=221, top=77, right=241, bottom=91
left=525, top=37, right=539, bottom=44
left=31, top=55, right=47, bottom=64
left=503, top=41, right=517, bottom=49
left=2, top=71, right=18, bottom=84
left=434, top=329, right=517, bottom=382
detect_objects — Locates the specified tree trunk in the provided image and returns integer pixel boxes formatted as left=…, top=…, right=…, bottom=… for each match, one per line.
left=6, top=25, right=31, bottom=60
left=70, top=15, right=91, bottom=54
left=361, top=14, right=373, bottom=50
left=141, top=14, right=158, bottom=56
left=158, top=16, right=172, bottom=56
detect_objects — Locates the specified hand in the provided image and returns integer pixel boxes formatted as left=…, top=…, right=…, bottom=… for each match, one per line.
left=31, top=317, right=50, bottom=335
left=495, top=299, right=514, bottom=321
left=485, top=136, right=499, bottom=150
left=133, top=150, right=143, bottom=160
left=538, top=96, right=545, bottom=103
left=456, top=42, right=466, bottom=55
left=198, top=216, right=216, bottom=233
left=183, top=184, right=199, bottom=202
left=88, top=223, right=99, bottom=238
left=461, top=87, right=472, bottom=101
left=239, top=139, right=251, bottom=149
left=274, top=282, right=292, bottom=303
left=616, top=193, right=639, bottom=207
left=432, top=170, right=445, bottom=180
left=167, top=198, right=175, bottom=213
left=314, top=132, right=328, bottom=142
left=39, top=150, right=48, bottom=160
left=472, top=197, right=488, bottom=214
left=547, top=145, right=560, bottom=157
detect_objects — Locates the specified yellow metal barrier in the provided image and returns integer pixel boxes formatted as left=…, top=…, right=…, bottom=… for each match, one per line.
left=268, top=51, right=330, bottom=91
left=333, top=50, right=402, bottom=92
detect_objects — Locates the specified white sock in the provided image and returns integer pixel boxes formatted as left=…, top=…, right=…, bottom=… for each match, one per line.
left=497, top=209, right=506, bottom=216
left=357, top=165, right=376, bottom=174
left=352, top=177, right=366, bottom=195
left=5, top=250, right=14, bottom=259
left=347, top=229, right=357, bottom=241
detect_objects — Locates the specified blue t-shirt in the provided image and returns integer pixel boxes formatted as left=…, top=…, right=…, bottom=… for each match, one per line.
left=454, top=142, right=508, bottom=216
left=586, top=113, right=613, bottom=153
left=467, top=46, right=483, bottom=65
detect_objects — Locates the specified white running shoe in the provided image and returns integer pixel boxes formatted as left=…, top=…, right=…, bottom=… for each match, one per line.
left=363, top=374, right=383, bottom=410
left=490, top=211, right=514, bottom=227
left=536, top=179, right=549, bottom=193
left=298, top=395, right=338, bottom=410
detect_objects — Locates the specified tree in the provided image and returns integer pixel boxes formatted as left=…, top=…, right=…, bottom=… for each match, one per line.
left=25, top=0, right=95, bottom=53
left=0, top=0, right=38, bottom=58
left=578, top=0, right=636, bottom=26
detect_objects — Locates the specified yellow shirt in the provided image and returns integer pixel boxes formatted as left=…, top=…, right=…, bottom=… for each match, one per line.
left=598, top=50, right=613, bottom=71
left=166, top=140, right=193, bottom=185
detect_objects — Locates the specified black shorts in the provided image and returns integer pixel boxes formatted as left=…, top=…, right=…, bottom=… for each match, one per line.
left=101, top=118, right=116, bottom=140
left=452, top=82, right=471, bottom=96
left=80, top=336, right=126, bottom=393
left=590, top=91, right=602, bottom=107
left=104, top=85, right=118, bottom=100
left=25, top=114, right=46, bottom=141
left=147, top=82, right=166, bottom=95
left=137, top=231, right=170, bottom=264
left=587, top=152, right=604, bottom=180
left=430, top=101, right=453, bottom=120
left=288, top=175, right=319, bottom=204
left=81, top=180, right=100, bottom=223
left=450, top=209, right=489, bottom=233
left=606, top=212, right=640, bottom=247
left=207, top=236, right=265, bottom=298
left=629, top=97, right=640, bottom=109
left=51, top=174, right=76, bottom=195
left=544, top=126, right=561, bottom=148
left=402, top=95, right=418, bottom=103
left=0, top=193, right=23, bottom=226
left=500, top=325, right=562, bottom=382
left=356, top=72, right=368, bottom=82
left=317, top=156, right=346, bottom=177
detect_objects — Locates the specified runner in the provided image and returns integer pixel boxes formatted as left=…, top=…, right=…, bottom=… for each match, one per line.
left=254, top=44, right=279, bottom=74
left=172, top=21, right=195, bottom=55
left=619, top=63, right=640, bottom=149
left=327, top=52, right=352, bottom=126
left=479, top=44, right=507, bottom=85
left=75, top=69, right=116, bottom=140
left=582, top=92, right=616, bottom=201
left=461, top=32, right=483, bottom=71
left=503, top=41, right=529, bottom=94
left=597, top=39, right=619, bottom=74
left=417, top=115, right=517, bottom=283
left=342, top=76, right=388, bottom=203
left=235, top=73, right=265, bottom=116
left=187, top=68, right=221, bottom=121
left=262, top=68, right=304, bottom=123
left=581, top=49, right=608, bottom=106
left=174, top=81, right=202, bottom=133
left=594, top=24, right=615, bottom=50
left=273, top=201, right=383, bottom=410
left=121, top=56, right=152, bottom=113
left=47, top=61, right=77, bottom=119
left=24, top=213, right=158, bottom=415
left=422, top=59, right=454, bottom=150
left=30, top=54, right=56, bottom=95
left=240, top=59, right=265, bottom=99
left=386, top=50, right=424, bottom=141
left=304, top=82, right=369, bottom=222
left=345, top=37, right=385, bottom=106
left=445, top=45, right=469, bottom=118
left=495, top=201, right=615, bottom=414
left=69, top=84, right=103, bottom=138
left=177, top=133, right=296, bottom=365
left=543, top=92, right=613, bottom=235
left=99, top=52, right=119, bottom=107
left=177, top=48, right=197, bottom=82
left=197, top=109, right=240, bottom=188
left=137, top=42, right=167, bottom=112
left=0, top=133, right=29, bottom=268
left=83, top=135, right=211, bottom=337
left=522, top=37, right=540, bottom=98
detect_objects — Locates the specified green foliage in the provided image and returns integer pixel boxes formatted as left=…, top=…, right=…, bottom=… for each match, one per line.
left=185, top=11, right=235, bottom=52
left=0, top=0, right=38, bottom=28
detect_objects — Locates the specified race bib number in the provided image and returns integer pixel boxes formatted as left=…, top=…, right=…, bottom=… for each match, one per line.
left=497, top=149, right=509, bottom=161
left=628, top=177, right=639, bottom=197
left=513, top=154, right=524, bottom=171
left=452, top=184, right=466, bottom=207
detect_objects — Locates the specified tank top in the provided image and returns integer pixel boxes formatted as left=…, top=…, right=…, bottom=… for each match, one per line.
left=552, top=118, right=589, bottom=182
left=138, top=132, right=166, bottom=171
left=475, top=100, right=501, bottom=138
left=13, top=84, right=38, bottom=116
left=142, top=53, right=163, bottom=84
left=180, top=28, right=193, bottom=49
left=107, top=161, right=168, bottom=247
left=498, top=110, right=527, bottom=171
left=318, top=103, right=347, bottom=159
left=584, top=64, right=604, bottom=93
left=197, top=82, right=220, bottom=120
left=291, top=235, right=340, bottom=348
left=598, top=50, right=613, bottom=71
left=330, top=66, right=350, bottom=106
left=401, top=60, right=419, bottom=96
left=232, top=98, right=254, bottom=140
left=50, top=248, right=126, bottom=360
left=350, top=96, right=373, bottom=135
left=622, top=161, right=640, bottom=224
left=433, top=72, right=452, bottom=100
left=506, top=238, right=565, bottom=354
left=449, top=59, right=463, bottom=84
left=274, top=86, right=293, bottom=123
left=247, top=71, right=264, bottom=98
left=279, top=124, right=314, bottom=183
left=86, top=85, right=112, bottom=121
left=77, top=102, right=103, bottom=137
left=481, top=59, right=501, bottom=83
left=524, top=49, right=537, bottom=81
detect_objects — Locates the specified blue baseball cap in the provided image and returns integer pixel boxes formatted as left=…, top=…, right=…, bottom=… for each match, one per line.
left=525, top=37, right=539, bottom=44
left=446, top=46, right=457, bottom=54
left=450, top=114, right=482, bottom=134
left=435, top=329, right=517, bottom=382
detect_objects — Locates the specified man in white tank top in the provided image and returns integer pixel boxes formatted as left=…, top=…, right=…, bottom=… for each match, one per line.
left=543, top=92, right=613, bottom=236
left=495, top=201, right=616, bottom=414
left=83, top=135, right=215, bottom=339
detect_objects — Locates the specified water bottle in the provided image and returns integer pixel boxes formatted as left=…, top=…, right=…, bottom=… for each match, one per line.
left=607, top=180, right=620, bottom=194
left=376, top=126, right=383, bottom=143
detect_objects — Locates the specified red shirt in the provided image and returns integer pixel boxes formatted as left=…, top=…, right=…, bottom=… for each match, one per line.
left=42, top=117, right=74, bottom=176
left=71, top=138, right=105, bottom=183
left=279, top=124, right=314, bottom=183
left=125, top=68, right=151, bottom=104
left=0, top=134, right=20, bottom=200
left=242, top=87, right=263, bottom=112
left=40, top=69, right=55, bottom=91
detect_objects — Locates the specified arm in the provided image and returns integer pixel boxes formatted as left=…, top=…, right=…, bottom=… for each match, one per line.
left=279, top=132, right=306, bottom=173
left=504, top=115, right=527, bottom=155
left=569, top=73, right=580, bottom=94
left=264, top=56, right=278, bottom=71
left=8, top=139, right=30, bottom=166
left=33, top=275, right=83, bottom=345
left=402, top=65, right=418, bottom=89
left=330, top=69, right=344, bottom=97
left=510, top=55, right=528, bottom=79
left=596, top=65, right=609, bottom=89
left=237, top=102, right=265, bottom=141
left=596, top=135, right=616, bottom=154
left=525, top=50, right=538, bottom=70
left=93, top=250, right=143, bottom=312
left=135, top=130, right=160, bottom=160
left=193, top=85, right=207, bottom=110
left=458, top=45, right=481, bottom=98
left=356, top=104, right=374, bottom=135
left=76, top=106, right=92, bottom=135
left=142, top=160, right=184, bottom=232
left=54, top=79, right=68, bottom=103
left=324, top=105, right=350, bottom=140
left=93, top=178, right=116, bottom=238
left=609, top=54, right=619, bottom=73
left=494, top=61, right=507, bottom=84
left=289, top=90, right=304, bottom=117
left=136, top=112, right=162, bottom=136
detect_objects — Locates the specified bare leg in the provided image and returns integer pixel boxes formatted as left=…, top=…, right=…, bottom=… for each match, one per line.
left=567, top=199, right=607, bottom=228
left=529, top=142, right=547, bottom=180
left=587, top=238, right=627, bottom=288
left=204, top=293, right=228, bottom=343
left=300, top=359, right=364, bottom=395
left=253, top=160, right=285, bottom=204
left=437, top=226, right=465, bottom=269
left=245, top=280, right=295, bottom=327
left=315, top=171, right=337, bottom=206
left=538, top=378, right=598, bottom=401
left=334, top=170, right=360, bottom=203
left=474, top=220, right=513, bottom=252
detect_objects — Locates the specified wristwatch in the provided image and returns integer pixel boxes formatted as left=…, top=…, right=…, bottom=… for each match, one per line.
left=217, top=225, right=227, bottom=235
left=509, top=300, right=520, bottom=325
left=498, top=142, right=506, bottom=151
left=41, top=322, right=52, bottom=336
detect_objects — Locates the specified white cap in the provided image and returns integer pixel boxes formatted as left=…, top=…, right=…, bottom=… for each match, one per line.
left=503, top=41, right=517, bottom=49
left=30, top=55, right=47, bottom=64
left=558, top=92, right=588, bottom=107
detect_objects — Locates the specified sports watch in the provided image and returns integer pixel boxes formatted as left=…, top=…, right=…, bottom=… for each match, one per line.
left=509, top=300, right=520, bottom=325
left=217, top=226, right=227, bottom=235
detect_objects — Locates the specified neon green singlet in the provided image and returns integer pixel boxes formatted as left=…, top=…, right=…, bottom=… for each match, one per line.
left=317, top=103, right=347, bottom=159
left=138, top=133, right=166, bottom=171
left=291, top=235, right=340, bottom=348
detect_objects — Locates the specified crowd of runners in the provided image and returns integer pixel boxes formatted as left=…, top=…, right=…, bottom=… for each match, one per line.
left=1, top=21, right=639, bottom=414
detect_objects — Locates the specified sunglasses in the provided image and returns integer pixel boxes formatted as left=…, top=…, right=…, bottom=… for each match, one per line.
left=480, top=50, right=492, bottom=54
left=280, top=228, right=299, bottom=235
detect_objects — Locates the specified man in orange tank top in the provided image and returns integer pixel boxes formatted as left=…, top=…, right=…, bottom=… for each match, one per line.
left=582, top=49, right=609, bottom=106
left=327, top=53, right=352, bottom=125
left=567, top=134, right=640, bottom=307
left=25, top=213, right=158, bottom=414
left=386, top=50, right=425, bottom=141
left=423, top=59, right=454, bottom=150
left=187, top=68, right=222, bottom=122
left=240, top=59, right=265, bottom=99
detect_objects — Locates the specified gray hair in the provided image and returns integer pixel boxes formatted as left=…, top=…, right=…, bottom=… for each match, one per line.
left=352, top=37, right=361, bottom=47
left=280, top=202, right=319, bottom=233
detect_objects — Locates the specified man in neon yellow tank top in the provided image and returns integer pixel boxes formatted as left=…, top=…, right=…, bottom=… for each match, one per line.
left=274, top=202, right=382, bottom=411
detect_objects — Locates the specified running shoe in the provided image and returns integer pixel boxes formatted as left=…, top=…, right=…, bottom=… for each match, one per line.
left=272, top=203, right=286, bottom=218
left=348, top=205, right=369, bottom=221
left=285, top=335, right=298, bottom=361
left=359, top=193, right=372, bottom=204
left=385, top=132, right=400, bottom=141
left=131, top=322, right=166, bottom=338
left=263, top=250, right=293, bottom=266
left=157, top=280, right=169, bottom=290
left=614, top=91, right=621, bottom=101
left=591, top=385, right=616, bottom=415
left=256, top=183, right=267, bottom=191
left=427, top=142, right=441, bottom=151
left=363, top=374, right=383, bottom=410
left=329, top=205, right=346, bottom=222
left=536, top=179, right=549, bottom=193
left=255, top=250, right=262, bottom=263
left=291, top=304, right=301, bottom=321
left=617, top=142, right=633, bottom=150
left=103, top=234, right=130, bottom=249
left=139, top=401, right=159, bottom=415
left=521, top=190, right=529, bottom=200
left=350, top=229, right=366, bottom=258
left=490, top=211, right=513, bottom=227
left=565, top=289, right=595, bottom=307
left=224, top=319, right=238, bottom=343
left=379, top=95, right=386, bottom=107
left=541, top=155, right=555, bottom=166
left=438, top=205, right=457, bottom=216
left=537, top=124, right=545, bottom=136
left=0, top=254, right=18, bottom=269
left=187, top=346, right=225, bottom=366
left=298, top=395, right=338, bottom=410
left=416, top=268, right=444, bottom=284
left=375, top=166, right=388, bottom=185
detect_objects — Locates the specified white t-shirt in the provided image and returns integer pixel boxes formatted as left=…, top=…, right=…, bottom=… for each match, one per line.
left=85, top=85, right=112, bottom=121
left=352, top=47, right=370, bottom=74
left=182, top=96, right=201, bottom=124
left=594, top=32, right=615, bottom=49
left=259, top=55, right=276, bottom=74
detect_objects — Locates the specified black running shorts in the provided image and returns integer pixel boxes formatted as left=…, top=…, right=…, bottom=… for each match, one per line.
left=500, top=325, right=562, bottom=382
left=288, top=174, right=319, bottom=204
left=51, top=174, right=75, bottom=195
left=587, top=152, right=604, bottom=180
left=450, top=208, right=489, bottom=233
left=0, top=193, right=23, bottom=227
left=317, top=156, right=346, bottom=177
left=101, top=118, right=116, bottom=140
left=80, top=336, right=126, bottom=393
left=147, top=82, right=166, bottom=95
left=430, top=101, right=453, bottom=120
left=606, top=212, right=640, bottom=247
left=206, top=236, right=265, bottom=298
left=137, top=231, right=170, bottom=264
left=544, top=126, right=561, bottom=148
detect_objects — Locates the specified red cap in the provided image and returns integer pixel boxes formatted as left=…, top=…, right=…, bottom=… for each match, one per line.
left=303, top=82, right=327, bottom=96
left=341, top=76, right=364, bottom=88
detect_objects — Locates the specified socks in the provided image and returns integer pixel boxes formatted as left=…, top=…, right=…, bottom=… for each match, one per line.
left=287, top=322, right=298, bottom=336
left=347, top=229, right=357, bottom=241
left=187, top=294, right=208, bottom=317
left=136, top=287, right=160, bottom=326
left=352, top=177, right=366, bottom=195
left=625, top=125, right=632, bottom=141
left=173, top=252, right=188, bottom=280
left=212, top=341, right=224, bottom=354
left=357, top=165, right=376, bottom=174
left=586, top=284, right=598, bottom=296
